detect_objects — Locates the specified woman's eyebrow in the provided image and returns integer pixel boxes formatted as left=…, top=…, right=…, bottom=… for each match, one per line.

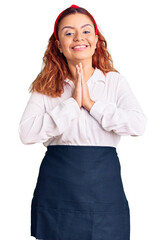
left=61, top=24, right=92, bottom=31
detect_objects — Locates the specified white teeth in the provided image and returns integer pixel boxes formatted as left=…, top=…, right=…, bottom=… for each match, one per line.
left=73, top=45, right=87, bottom=49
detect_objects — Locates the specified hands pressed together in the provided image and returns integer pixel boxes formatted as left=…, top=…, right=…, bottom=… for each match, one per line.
left=72, top=62, right=95, bottom=111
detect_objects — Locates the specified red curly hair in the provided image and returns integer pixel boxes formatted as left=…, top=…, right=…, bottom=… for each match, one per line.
left=29, top=6, right=119, bottom=98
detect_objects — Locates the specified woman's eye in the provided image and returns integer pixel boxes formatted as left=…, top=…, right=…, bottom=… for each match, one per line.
left=65, top=30, right=90, bottom=36
left=65, top=32, right=73, bottom=36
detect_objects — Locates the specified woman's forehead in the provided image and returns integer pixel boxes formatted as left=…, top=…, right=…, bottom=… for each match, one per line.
left=59, top=13, right=94, bottom=29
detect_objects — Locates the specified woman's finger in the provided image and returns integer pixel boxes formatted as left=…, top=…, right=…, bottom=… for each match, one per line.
left=80, top=63, right=84, bottom=84
left=76, top=65, right=80, bottom=79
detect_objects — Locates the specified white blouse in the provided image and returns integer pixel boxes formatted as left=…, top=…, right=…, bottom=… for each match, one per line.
left=19, top=67, right=147, bottom=147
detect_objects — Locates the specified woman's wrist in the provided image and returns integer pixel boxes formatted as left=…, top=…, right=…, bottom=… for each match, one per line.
left=84, top=100, right=95, bottom=111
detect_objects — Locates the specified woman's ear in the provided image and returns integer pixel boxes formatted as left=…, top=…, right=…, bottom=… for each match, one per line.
left=56, top=40, right=63, bottom=53
left=94, top=35, right=98, bottom=49
left=95, top=35, right=98, bottom=46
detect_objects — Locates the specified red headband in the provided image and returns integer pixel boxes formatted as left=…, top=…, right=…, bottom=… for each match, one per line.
left=54, top=4, right=98, bottom=40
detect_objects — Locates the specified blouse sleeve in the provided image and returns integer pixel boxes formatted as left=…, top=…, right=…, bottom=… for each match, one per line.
left=19, top=92, right=81, bottom=144
left=89, top=75, right=147, bottom=136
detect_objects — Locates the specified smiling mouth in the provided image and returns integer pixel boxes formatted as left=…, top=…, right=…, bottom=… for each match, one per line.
left=72, top=45, right=88, bottom=50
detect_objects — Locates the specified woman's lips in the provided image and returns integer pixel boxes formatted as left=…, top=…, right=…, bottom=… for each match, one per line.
left=72, top=45, right=88, bottom=51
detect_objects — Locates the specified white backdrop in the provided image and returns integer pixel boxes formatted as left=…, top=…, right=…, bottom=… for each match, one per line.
left=0, top=0, right=164, bottom=239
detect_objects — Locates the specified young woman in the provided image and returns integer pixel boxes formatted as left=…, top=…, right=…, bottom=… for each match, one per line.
left=19, top=4, right=147, bottom=240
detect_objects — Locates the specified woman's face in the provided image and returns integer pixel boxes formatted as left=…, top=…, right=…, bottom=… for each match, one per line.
left=56, top=13, right=98, bottom=64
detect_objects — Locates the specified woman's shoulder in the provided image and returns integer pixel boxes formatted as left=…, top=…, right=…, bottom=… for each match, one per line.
left=96, top=68, right=121, bottom=80
left=105, top=70, right=125, bottom=80
left=28, top=91, right=45, bottom=100
left=103, top=70, right=127, bottom=87
left=30, top=91, right=58, bottom=100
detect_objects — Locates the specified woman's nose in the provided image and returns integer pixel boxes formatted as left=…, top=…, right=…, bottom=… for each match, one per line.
left=73, top=31, right=84, bottom=41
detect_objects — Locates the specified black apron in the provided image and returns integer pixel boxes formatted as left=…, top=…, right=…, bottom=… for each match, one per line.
left=31, top=145, right=130, bottom=240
